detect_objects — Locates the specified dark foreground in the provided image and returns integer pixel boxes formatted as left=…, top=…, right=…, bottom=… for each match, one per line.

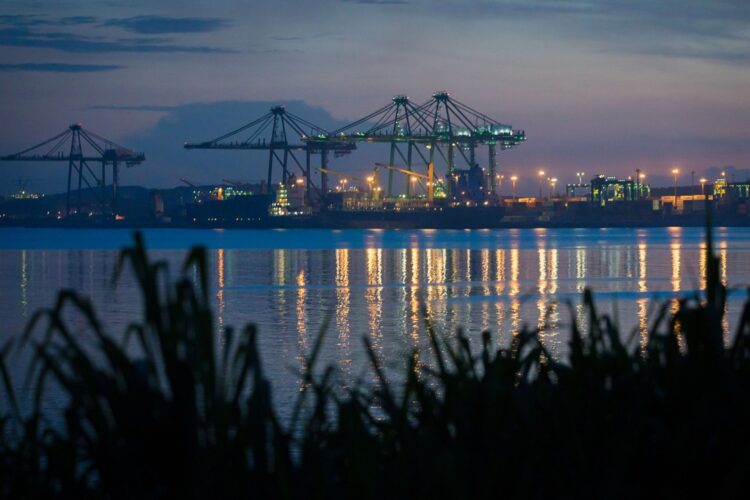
left=1, top=223, right=750, bottom=499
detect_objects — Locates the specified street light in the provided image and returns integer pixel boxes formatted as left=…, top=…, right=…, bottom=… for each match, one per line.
left=510, top=175, right=518, bottom=200
left=672, top=168, right=680, bottom=199
left=700, top=177, right=707, bottom=196
left=550, top=178, right=558, bottom=198
left=538, top=170, right=545, bottom=199
left=576, top=171, right=585, bottom=185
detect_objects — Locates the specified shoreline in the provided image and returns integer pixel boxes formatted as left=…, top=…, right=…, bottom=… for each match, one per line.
left=0, top=218, right=746, bottom=230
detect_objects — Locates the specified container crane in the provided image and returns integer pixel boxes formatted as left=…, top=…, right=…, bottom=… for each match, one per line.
left=1, top=124, right=145, bottom=217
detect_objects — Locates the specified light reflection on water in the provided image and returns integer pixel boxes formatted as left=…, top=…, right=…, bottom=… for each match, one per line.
left=3, top=227, right=750, bottom=411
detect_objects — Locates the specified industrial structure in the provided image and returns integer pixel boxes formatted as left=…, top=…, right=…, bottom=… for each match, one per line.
left=6, top=90, right=750, bottom=228
left=183, top=91, right=526, bottom=207
left=328, top=92, right=525, bottom=198
left=1, top=124, right=145, bottom=217
left=183, top=105, right=356, bottom=205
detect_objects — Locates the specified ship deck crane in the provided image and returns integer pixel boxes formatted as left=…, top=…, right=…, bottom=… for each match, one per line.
left=375, top=162, right=436, bottom=202
left=317, top=166, right=382, bottom=200
left=222, top=178, right=251, bottom=189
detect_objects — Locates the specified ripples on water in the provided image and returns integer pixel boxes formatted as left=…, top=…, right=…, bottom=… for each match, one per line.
left=2, top=227, right=749, bottom=409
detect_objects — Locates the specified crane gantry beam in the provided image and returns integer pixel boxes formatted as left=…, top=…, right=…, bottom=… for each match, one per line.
left=1, top=124, right=145, bottom=217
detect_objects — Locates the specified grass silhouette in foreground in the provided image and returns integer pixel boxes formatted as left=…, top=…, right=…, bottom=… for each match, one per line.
left=2, top=216, right=750, bottom=499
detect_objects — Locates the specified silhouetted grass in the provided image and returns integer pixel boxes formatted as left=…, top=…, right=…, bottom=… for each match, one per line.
left=2, top=214, right=750, bottom=498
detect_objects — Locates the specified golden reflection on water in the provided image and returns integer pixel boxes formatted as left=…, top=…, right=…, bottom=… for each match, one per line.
left=667, top=232, right=684, bottom=344
left=672, top=298, right=683, bottom=349
left=671, top=242, right=681, bottom=292
left=720, top=240, right=728, bottom=285
left=216, top=249, right=225, bottom=331
left=273, top=249, right=287, bottom=323
left=574, top=247, right=587, bottom=329
left=426, top=248, right=447, bottom=299
left=199, top=229, right=749, bottom=373
left=537, top=248, right=547, bottom=295
left=480, top=249, right=490, bottom=331
left=425, top=249, right=448, bottom=337
left=408, top=248, right=421, bottom=342
left=335, top=248, right=351, bottom=373
left=535, top=248, right=560, bottom=353
left=549, top=249, right=559, bottom=295
left=547, top=249, right=560, bottom=353
left=699, top=244, right=707, bottom=291
left=720, top=240, right=730, bottom=338
left=510, top=247, right=520, bottom=335
left=638, top=243, right=647, bottom=293
left=637, top=242, right=649, bottom=351
left=274, top=249, right=286, bottom=285
left=637, top=298, right=649, bottom=352
left=575, top=247, right=586, bottom=280
left=462, top=249, right=472, bottom=330
left=494, top=249, right=506, bottom=343
left=366, top=248, right=383, bottom=350
left=20, top=250, right=28, bottom=318
left=296, top=267, right=306, bottom=343
left=397, top=248, right=408, bottom=341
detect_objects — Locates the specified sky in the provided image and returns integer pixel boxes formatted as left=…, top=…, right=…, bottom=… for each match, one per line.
left=0, top=0, right=748, bottom=195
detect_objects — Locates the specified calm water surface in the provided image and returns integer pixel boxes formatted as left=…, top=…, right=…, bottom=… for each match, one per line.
left=2, top=227, right=750, bottom=411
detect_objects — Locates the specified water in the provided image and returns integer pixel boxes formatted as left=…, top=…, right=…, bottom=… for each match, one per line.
left=2, top=226, right=750, bottom=412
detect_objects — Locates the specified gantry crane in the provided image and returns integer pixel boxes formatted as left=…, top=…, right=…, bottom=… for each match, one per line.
left=1, top=124, right=145, bottom=217
left=184, top=105, right=355, bottom=205
left=326, top=92, right=525, bottom=198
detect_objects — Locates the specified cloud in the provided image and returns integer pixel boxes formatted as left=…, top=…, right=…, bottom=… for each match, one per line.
left=91, top=104, right=177, bottom=111
left=102, top=15, right=230, bottom=34
left=0, top=14, right=97, bottom=27
left=0, top=15, right=47, bottom=27
left=0, top=26, right=236, bottom=54
left=445, top=0, right=750, bottom=66
left=624, top=44, right=750, bottom=65
left=0, top=63, right=123, bottom=72
left=58, top=16, right=98, bottom=25
left=343, top=0, right=409, bottom=4
left=271, top=32, right=337, bottom=43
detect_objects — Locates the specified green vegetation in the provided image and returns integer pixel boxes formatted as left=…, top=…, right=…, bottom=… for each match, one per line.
left=2, top=220, right=750, bottom=498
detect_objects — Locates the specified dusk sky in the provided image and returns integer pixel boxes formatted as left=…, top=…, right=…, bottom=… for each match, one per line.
left=1, top=0, right=748, bottom=195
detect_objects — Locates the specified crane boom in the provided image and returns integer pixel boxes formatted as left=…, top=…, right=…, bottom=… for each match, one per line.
left=318, top=167, right=367, bottom=184
left=317, top=167, right=382, bottom=201
left=375, top=162, right=435, bottom=202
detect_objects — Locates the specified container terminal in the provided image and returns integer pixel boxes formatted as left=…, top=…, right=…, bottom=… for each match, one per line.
left=2, top=91, right=749, bottom=228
